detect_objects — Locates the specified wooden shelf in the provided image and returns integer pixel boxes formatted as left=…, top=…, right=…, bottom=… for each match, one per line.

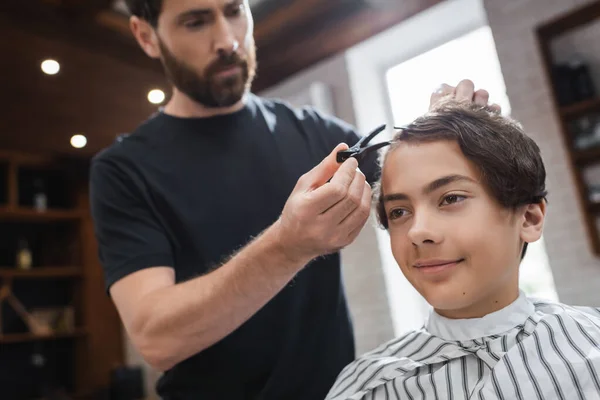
left=0, top=267, right=82, bottom=279
left=560, top=97, right=600, bottom=120
left=0, top=207, right=85, bottom=222
left=573, top=146, right=600, bottom=165
left=537, top=1, right=600, bottom=39
left=0, top=328, right=87, bottom=344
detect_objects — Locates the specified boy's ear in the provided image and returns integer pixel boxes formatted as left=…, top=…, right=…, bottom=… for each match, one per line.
left=519, top=201, right=546, bottom=244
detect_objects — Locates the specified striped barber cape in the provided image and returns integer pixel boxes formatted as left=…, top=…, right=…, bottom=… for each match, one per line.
left=326, top=291, right=600, bottom=400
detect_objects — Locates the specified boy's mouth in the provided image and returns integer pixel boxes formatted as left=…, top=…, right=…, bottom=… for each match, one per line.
left=413, top=258, right=464, bottom=273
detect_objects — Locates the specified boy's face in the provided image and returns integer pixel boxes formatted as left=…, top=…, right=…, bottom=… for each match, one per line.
left=381, top=140, right=544, bottom=319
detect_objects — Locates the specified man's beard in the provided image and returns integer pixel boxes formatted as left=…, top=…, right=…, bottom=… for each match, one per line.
left=158, top=39, right=257, bottom=108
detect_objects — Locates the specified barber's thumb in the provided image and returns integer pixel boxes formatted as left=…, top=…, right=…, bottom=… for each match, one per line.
left=300, top=143, right=349, bottom=190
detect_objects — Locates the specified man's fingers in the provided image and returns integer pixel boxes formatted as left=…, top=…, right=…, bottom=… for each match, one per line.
left=329, top=157, right=358, bottom=188
left=473, top=89, right=489, bottom=107
left=342, top=181, right=373, bottom=239
left=429, top=83, right=455, bottom=109
left=298, top=143, right=349, bottom=191
left=455, top=79, right=475, bottom=102
left=429, top=92, right=443, bottom=109
left=307, top=158, right=359, bottom=213
left=436, top=83, right=454, bottom=96
left=489, top=103, right=502, bottom=113
left=433, top=80, right=500, bottom=112
left=325, top=167, right=366, bottom=223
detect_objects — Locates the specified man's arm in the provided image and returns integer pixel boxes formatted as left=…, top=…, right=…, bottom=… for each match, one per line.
left=110, top=223, right=303, bottom=372
left=101, top=143, right=372, bottom=372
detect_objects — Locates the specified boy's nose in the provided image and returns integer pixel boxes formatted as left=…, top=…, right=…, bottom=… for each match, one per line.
left=407, top=213, right=443, bottom=246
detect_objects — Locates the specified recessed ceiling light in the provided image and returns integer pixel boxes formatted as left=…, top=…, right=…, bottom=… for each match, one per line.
left=70, top=134, right=87, bottom=149
left=41, top=59, right=60, bottom=75
left=148, top=89, right=166, bottom=104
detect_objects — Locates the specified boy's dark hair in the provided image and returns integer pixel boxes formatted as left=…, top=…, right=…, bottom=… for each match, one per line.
left=375, top=100, right=548, bottom=259
left=124, top=0, right=163, bottom=27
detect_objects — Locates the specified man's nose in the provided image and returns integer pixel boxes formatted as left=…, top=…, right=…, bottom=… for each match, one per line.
left=213, top=17, right=239, bottom=55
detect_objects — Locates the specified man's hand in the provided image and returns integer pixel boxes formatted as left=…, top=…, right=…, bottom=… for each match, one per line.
left=274, top=143, right=372, bottom=265
left=430, top=79, right=502, bottom=113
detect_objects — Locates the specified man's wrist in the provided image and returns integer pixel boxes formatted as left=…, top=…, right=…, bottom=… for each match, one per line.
left=261, top=220, right=313, bottom=273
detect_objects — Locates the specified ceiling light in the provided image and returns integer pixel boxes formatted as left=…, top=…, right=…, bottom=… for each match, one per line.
left=148, top=89, right=166, bottom=104
left=70, top=134, right=87, bottom=149
left=41, top=59, right=60, bottom=75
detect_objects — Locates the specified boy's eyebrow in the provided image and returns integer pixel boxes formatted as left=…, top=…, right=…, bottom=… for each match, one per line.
left=424, top=174, right=476, bottom=194
left=382, top=174, right=477, bottom=203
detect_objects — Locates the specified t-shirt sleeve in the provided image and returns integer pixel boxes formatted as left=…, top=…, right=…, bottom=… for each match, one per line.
left=301, top=107, right=382, bottom=185
left=89, top=156, right=174, bottom=293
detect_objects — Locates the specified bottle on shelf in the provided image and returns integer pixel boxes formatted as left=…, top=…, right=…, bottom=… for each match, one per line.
left=552, top=64, right=575, bottom=106
left=552, top=56, right=597, bottom=107
left=569, top=57, right=596, bottom=102
left=33, top=178, right=47, bottom=212
left=16, top=239, right=32, bottom=270
left=572, top=114, right=600, bottom=150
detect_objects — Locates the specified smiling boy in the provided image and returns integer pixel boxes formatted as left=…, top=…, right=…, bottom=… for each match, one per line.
left=326, top=101, right=600, bottom=400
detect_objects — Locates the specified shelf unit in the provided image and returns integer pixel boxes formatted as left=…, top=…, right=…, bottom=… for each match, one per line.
left=0, top=150, right=123, bottom=399
left=0, top=207, right=85, bottom=222
left=536, top=1, right=600, bottom=255
left=0, top=267, right=83, bottom=279
left=0, top=328, right=88, bottom=345
left=560, top=97, right=600, bottom=119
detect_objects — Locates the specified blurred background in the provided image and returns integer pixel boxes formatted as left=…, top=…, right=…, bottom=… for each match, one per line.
left=1, top=0, right=600, bottom=398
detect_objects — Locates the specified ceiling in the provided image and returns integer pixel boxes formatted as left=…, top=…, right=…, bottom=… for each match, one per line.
left=0, top=0, right=444, bottom=158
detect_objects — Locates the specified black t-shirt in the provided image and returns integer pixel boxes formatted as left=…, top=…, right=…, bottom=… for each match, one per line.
left=89, top=93, right=380, bottom=400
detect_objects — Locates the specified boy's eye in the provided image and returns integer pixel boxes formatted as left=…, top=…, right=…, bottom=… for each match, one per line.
left=388, top=208, right=408, bottom=220
left=440, top=194, right=466, bottom=206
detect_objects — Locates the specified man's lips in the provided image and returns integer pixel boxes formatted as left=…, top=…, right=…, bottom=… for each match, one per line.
left=214, top=65, right=242, bottom=77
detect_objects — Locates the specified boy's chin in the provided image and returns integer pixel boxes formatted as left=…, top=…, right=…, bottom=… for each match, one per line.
left=419, top=286, right=485, bottom=319
left=429, top=299, right=478, bottom=318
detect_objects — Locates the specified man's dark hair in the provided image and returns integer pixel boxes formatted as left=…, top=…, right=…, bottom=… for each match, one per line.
left=375, top=100, right=548, bottom=259
left=124, top=0, right=163, bottom=27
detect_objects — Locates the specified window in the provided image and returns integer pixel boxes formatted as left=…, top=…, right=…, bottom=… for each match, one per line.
left=386, top=26, right=511, bottom=126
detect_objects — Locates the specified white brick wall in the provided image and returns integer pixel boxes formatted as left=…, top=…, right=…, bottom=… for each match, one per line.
left=483, top=0, right=600, bottom=306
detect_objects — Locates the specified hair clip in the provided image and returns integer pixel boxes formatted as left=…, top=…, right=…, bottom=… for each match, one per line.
left=337, top=124, right=391, bottom=163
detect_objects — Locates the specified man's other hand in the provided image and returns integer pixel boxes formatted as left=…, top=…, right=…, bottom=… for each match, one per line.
left=430, top=79, right=502, bottom=113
